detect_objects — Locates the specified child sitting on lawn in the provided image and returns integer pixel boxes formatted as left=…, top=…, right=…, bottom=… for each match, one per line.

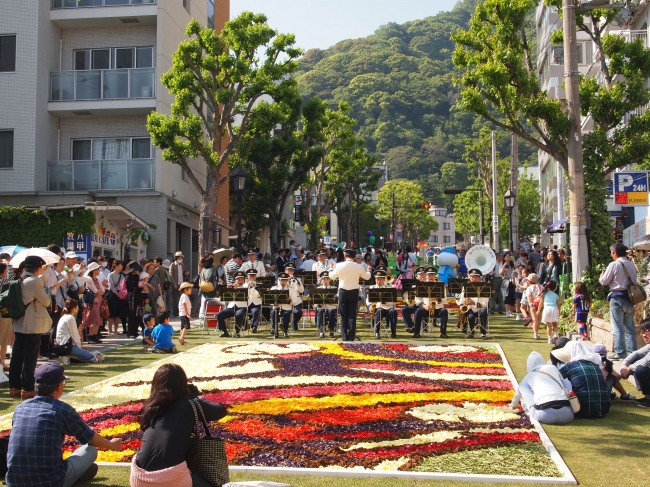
left=142, top=313, right=156, bottom=351
left=592, top=343, right=635, bottom=401
left=151, top=311, right=177, bottom=354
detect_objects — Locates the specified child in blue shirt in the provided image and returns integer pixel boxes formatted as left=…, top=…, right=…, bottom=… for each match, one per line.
left=142, top=313, right=156, bottom=351
left=151, top=311, right=177, bottom=354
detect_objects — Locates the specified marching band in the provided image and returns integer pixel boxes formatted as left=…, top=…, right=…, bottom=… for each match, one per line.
left=209, top=246, right=495, bottom=340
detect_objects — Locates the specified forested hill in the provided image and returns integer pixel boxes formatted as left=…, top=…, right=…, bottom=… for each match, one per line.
left=294, top=0, right=536, bottom=185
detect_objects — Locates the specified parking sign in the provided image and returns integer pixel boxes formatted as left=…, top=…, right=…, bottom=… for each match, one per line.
left=614, top=171, right=649, bottom=205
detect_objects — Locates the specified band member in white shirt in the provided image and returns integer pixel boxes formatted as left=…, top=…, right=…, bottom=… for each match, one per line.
left=412, top=267, right=449, bottom=339
left=239, top=248, right=266, bottom=277
left=244, top=269, right=262, bottom=333
left=216, top=271, right=248, bottom=338
left=313, top=249, right=334, bottom=277
left=283, top=262, right=304, bottom=331
left=315, top=271, right=338, bottom=339
left=270, top=273, right=300, bottom=337
left=368, top=270, right=397, bottom=339
left=403, top=266, right=426, bottom=332
left=459, top=268, right=490, bottom=339
left=330, top=248, right=371, bottom=341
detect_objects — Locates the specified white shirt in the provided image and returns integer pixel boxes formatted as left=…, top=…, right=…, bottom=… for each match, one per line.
left=56, top=314, right=82, bottom=348
left=599, top=257, right=638, bottom=292
left=239, top=259, right=267, bottom=277
left=460, top=284, right=490, bottom=312
left=271, top=283, right=300, bottom=310
left=330, top=259, right=371, bottom=291
left=314, top=260, right=334, bottom=277
left=244, top=281, right=262, bottom=306
left=179, top=293, right=191, bottom=316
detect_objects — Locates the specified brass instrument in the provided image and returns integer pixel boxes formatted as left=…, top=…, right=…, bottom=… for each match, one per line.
left=456, top=305, right=469, bottom=330
left=369, top=303, right=377, bottom=316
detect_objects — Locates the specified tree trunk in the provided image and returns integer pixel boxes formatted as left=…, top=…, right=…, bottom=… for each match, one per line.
left=269, top=213, right=280, bottom=256
left=198, top=170, right=219, bottom=270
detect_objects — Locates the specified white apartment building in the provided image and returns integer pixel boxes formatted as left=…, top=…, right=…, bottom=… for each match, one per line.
left=428, top=205, right=455, bottom=247
left=536, top=0, right=650, bottom=248
left=0, top=0, right=227, bottom=268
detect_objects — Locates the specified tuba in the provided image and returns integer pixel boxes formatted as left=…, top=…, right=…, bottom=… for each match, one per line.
left=465, top=245, right=497, bottom=275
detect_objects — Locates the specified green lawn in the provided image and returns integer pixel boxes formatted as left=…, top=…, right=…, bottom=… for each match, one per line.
left=1, top=316, right=648, bottom=487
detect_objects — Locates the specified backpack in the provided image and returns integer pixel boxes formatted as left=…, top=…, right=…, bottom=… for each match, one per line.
left=83, top=288, right=96, bottom=305
left=0, top=277, right=26, bottom=319
left=118, top=277, right=128, bottom=300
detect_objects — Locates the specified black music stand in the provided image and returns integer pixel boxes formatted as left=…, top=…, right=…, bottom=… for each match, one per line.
left=258, top=289, right=291, bottom=339
left=219, top=288, right=250, bottom=336
left=462, top=283, right=493, bottom=338
left=295, top=271, right=317, bottom=328
left=310, top=289, right=338, bottom=339
left=448, top=278, right=466, bottom=295
left=366, top=288, right=398, bottom=339
left=359, top=277, right=376, bottom=286
left=414, top=282, right=446, bottom=334
left=256, top=276, right=275, bottom=288
left=400, top=279, right=418, bottom=304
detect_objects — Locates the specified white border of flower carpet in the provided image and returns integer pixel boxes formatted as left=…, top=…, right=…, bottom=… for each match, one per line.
left=1, top=341, right=578, bottom=484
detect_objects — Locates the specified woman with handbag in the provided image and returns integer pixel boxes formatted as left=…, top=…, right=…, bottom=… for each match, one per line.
left=198, top=257, right=217, bottom=320
left=510, top=351, right=574, bottom=424
left=54, top=299, right=102, bottom=364
left=131, top=364, right=228, bottom=487
left=81, top=262, right=105, bottom=344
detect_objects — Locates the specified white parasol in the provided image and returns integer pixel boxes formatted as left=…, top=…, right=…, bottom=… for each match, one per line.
left=10, top=248, right=61, bottom=267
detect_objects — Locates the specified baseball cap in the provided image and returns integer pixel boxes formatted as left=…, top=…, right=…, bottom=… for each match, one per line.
left=35, top=363, right=69, bottom=384
left=65, top=251, right=78, bottom=259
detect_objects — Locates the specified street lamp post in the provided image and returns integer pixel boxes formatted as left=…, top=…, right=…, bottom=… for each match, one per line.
left=504, top=189, right=516, bottom=252
left=231, top=166, right=247, bottom=254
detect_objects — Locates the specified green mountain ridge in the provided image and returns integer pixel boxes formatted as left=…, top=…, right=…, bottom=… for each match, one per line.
left=294, top=0, right=537, bottom=193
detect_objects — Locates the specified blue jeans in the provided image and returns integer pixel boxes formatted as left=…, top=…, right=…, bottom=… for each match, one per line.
left=70, top=346, right=94, bottom=361
left=609, top=296, right=637, bottom=357
left=518, top=383, right=573, bottom=425
left=62, top=444, right=97, bottom=487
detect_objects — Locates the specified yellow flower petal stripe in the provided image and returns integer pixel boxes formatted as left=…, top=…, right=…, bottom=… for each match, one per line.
left=230, top=390, right=513, bottom=416
left=99, top=422, right=140, bottom=438
left=319, top=343, right=504, bottom=369
left=97, top=449, right=136, bottom=463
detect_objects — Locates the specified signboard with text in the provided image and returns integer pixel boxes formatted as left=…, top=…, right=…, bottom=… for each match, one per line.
left=63, top=234, right=91, bottom=262
left=614, top=171, right=649, bottom=205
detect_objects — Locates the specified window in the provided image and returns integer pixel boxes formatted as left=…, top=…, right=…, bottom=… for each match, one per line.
left=0, top=35, right=16, bottom=72
left=443, top=236, right=451, bottom=243
left=72, top=137, right=151, bottom=160
left=74, top=47, right=153, bottom=70
left=443, top=222, right=451, bottom=230
left=0, top=130, right=14, bottom=168
left=181, top=167, right=189, bottom=182
left=207, top=0, right=215, bottom=28
left=434, top=210, right=446, bottom=216
left=432, top=235, right=438, bottom=243
left=183, top=0, right=190, bottom=13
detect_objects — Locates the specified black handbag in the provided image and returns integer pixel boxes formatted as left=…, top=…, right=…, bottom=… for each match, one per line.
left=52, top=339, right=73, bottom=357
left=83, top=289, right=95, bottom=305
left=187, top=398, right=230, bottom=486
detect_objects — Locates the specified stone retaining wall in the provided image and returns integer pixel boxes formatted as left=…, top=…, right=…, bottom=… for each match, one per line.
left=587, top=317, right=644, bottom=352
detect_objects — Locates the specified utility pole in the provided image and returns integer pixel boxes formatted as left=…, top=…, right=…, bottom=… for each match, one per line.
left=510, top=132, right=519, bottom=248
left=564, top=0, right=589, bottom=281
left=491, top=131, right=499, bottom=252
left=391, top=192, right=396, bottom=252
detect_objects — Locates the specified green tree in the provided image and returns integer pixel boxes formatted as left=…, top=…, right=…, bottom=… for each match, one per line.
left=376, top=180, right=438, bottom=247
left=146, top=14, right=302, bottom=257
left=518, top=175, right=541, bottom=238
left=452, top=0, right=650, bottom=277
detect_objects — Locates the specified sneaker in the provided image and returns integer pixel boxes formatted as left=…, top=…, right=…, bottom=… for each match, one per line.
left=505, top=312, right=511, bottom=318
left=90, top=357, right=99, bottom=363
left=534, top=334, right=540, bottom=340
left=78, top=464, right=98, bottom=483
left=481, top=335, right=488, bottom=340
left=60, top=356, right=70, bottom=366
left=634, top=396, right=650, bottom=408
left=94, top=352, right=104, bottom=363
left=548, top=337, right=554, bottom=344
left=608, top=354, right=624, bottom=361
left=319, top=332, right=324, bottom=339
left=515, top=314, right=522, bottom=320
left=552, top=334, right=558, bottom=344
left=620, top=393, right=636, bottom=401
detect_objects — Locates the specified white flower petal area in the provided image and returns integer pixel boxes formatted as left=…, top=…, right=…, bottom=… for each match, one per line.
left=409, top=345, right=482, bottom=354
left=342, top=431, right=463, bottom=451
left=225, top=342, right=321, bottom=356
left=373, top=457, right=410, bottom=471
left=356, top=367, right=505, bottom=382
left=407, top=402, right=521, bottom=423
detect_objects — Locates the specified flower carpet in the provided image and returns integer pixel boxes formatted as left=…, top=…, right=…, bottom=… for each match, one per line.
left=0, top=342, right=572, bottom=480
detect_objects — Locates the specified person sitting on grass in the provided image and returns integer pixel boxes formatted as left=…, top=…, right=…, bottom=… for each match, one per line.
left=591, top=343, right=636, bottom=401
left=6, top=363, right=123, bottom=487
left=551, top=341, right=611, bottom=418
left=151, top=311, right=176, bottom=354
left=142, top=313, right=156, bottom=351
left=54, top=299, right=103, bottom=365
left=619, top=318, right=650, bottom=408
left=510, top=351, right=574, bottom=425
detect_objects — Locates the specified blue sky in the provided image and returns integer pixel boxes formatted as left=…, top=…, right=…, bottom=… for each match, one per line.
left=231, top=0, right=455, bottom=51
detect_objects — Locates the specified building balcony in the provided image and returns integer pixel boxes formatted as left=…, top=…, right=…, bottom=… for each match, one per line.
left=50, top=0, right=157, bottom=28
left=49, top=68, right=156, bottom=116
left=48, top=159, right=154, bottom=191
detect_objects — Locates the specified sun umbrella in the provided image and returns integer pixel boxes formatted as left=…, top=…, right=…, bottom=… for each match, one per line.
left=0, top=245, right=27, bottom=257
left=10, top=248, right=61, bottom=267
left=633, top=234, right=650, bottom=251
left=212, top=248, right=234, bottom=262
left=546, top=218, right=567, bottom=234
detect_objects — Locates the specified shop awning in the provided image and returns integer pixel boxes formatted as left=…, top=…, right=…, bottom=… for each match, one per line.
left=546, top=218, right=568, bottom=234
left=632, top=234, right=650, bottom=251
left=95, top=205, right=148, bottom=230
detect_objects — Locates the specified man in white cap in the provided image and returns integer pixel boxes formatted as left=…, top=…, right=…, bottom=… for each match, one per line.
left=330, top=249, right=371, bottom=341
left=239, top=249, right=266, bottom=277
left=170, top=252, right=185, bottom=317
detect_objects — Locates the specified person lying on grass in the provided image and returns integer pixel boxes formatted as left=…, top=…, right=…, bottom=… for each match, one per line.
left=151, top=311, right=176, bottom=354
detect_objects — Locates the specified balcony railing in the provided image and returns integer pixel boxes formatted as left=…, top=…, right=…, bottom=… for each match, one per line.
left=50, top=68, right=155, bottom=101
left=48, top=159, right=154, bottom=191
left=621, top=30, right=648, bottom=47
left=51, top=0, right=156, bottom=8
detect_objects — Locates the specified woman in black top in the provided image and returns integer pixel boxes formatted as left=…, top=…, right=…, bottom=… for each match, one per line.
left=132, top=364, right=227, bottom=486
left=540, top=250, right=561, bottom=286
left=126, top=261, right=145, bottom=338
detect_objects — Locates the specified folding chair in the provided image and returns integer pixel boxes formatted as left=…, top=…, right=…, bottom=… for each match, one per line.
left=199, top=298, right=222, bottom=335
